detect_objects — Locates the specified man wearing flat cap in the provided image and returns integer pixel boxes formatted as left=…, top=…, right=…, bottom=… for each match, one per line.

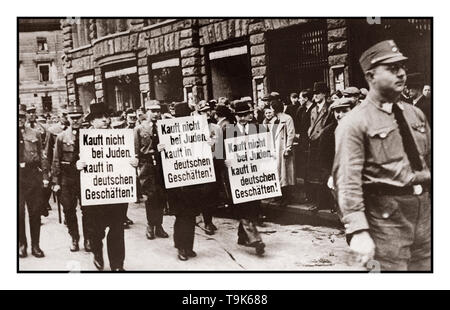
left=343, top=86, right=361, bottom=107
left=318, top=98, right=354, bottom=214
left=333, top=40, right=431, bottom=271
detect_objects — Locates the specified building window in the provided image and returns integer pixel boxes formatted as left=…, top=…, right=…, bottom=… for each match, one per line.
left=42, top=95, right=52, bottom=112
left=37, top=37, right=48, bottom=52
left=75, top=74, right=95, bottom=112
left=150, top=56, right=183, bottom=104
left=38, top=63, right=50, bottom=82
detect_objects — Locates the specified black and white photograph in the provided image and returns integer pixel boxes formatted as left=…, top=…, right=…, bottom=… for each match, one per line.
left=16, top=16, right=432, bottom=273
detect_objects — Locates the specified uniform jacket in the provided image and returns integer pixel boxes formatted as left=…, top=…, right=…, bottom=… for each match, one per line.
left=332, top=97, right=431, bottom=235
left=52, top=128, right=80, bottom=185
left=19, top=126, right=47, bottom=181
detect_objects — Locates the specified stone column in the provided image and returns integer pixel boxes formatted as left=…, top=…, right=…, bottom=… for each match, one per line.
left=248, top=19, right=268, bottom=102
left=61, top=19, right=74, bottom=107
left=180, top=19, right=203, bottom=103
left=94, top=67, right=104, bottom=102
left=327, top=19, right=349, bottom=92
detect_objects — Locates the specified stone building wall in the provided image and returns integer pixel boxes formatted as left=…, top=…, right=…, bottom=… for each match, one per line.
left=61, top=18, right=353, bottom=107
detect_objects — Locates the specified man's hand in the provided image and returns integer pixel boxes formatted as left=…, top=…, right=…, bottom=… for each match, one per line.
left=76, top=160, right=86, bottom=170
left=157, top=143, right=166, bottom=152
left=349, top=231, right=376, bottom=266
left=52, top=184, right=61, bottom=193
left=327, top=176, right=335, bottom=190
left=224, top=159, right=232, bottom=168
left=129, top=158, right=139, bottom=168
left=43, top=180, right=49, bottom=188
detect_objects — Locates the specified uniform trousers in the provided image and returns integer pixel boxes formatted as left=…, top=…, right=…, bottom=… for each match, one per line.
left=19, top=166, right=42, bottom=248
left=364, top=191, right=431, bottom=271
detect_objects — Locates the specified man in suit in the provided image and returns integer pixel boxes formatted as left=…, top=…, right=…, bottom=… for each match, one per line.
left=223, top=101, right=266, bottom=256
left=285, top=92, right=301, bottom=121
left=294, top=89, right=316, bottom=201
left=307, top=81, right=333, bottom=209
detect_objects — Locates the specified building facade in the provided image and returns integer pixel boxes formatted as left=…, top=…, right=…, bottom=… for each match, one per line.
left=19, top=19, right=67, bottom=113
left=60, top=18, right=431, bottom=111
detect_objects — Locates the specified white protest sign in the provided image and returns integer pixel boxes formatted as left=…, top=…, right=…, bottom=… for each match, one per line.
left=157, top=115, right=216, bottom=189
left=79, top=129, right=137, bottom=206
left=224, top=132, right=281, bottom=204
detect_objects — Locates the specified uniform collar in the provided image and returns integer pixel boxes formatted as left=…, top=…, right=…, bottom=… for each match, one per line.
left=366, top=93, right=404, bottom=114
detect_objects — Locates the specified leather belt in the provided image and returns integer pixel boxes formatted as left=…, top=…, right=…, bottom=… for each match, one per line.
left=364, top=183, right=428, bottom=196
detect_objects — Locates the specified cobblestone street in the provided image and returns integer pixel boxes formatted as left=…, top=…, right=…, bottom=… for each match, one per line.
left=19, top=198, right=361, bottom=271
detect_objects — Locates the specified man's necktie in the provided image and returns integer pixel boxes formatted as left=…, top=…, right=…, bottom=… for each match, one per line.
left=392, top=103, right=423, bottom=171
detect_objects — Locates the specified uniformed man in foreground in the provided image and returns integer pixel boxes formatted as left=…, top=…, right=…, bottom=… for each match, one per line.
left=19, top=108, right=46, bottom=258
left=133, top=100, right=169, bottom=240
left=333, top=40, right=431, bottom=271
left=52, top=104, right=93, bottom=252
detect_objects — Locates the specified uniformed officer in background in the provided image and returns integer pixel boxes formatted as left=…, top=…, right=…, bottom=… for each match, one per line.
left=133, top=100, right=169, bottom=240
left=333, top=40, right=431, bottom=271
left=52, top=104, right=93, bottom=252
left=19, top=107, right=46, bottom=258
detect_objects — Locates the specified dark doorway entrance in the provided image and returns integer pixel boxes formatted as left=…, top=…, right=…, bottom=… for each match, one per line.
left=207, top=44, right=253, bottom=101
left=266, top=21, right=328, bottom=101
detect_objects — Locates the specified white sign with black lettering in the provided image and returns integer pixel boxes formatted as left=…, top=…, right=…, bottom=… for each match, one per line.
left=157, top=115, right=216, bottom=188
left=79, top=129, right=137, bottom=206
left=224, top=132, right=281, bottom=204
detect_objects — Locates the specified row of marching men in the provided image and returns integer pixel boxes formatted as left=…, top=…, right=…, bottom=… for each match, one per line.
left=19, top=97, right=278, bottom=271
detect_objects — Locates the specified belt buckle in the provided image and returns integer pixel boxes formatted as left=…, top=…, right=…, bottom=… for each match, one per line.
left=413, top=185, right=423, bottom=196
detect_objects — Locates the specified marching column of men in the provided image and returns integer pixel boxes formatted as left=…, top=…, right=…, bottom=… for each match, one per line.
left=18, top=39, right=431, bottom=271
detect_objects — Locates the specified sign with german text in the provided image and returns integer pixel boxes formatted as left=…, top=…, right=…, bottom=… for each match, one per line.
left=157, top=115, right=216, bottom=189
left=79, top=129, right=137, bottom=206
left=224, top=132, right=281, bottom=204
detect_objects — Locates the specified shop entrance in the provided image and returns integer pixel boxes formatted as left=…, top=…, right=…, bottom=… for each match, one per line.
left=103, top=61, right=140, bottom=112
left=207, top=44, right=253, bottom=101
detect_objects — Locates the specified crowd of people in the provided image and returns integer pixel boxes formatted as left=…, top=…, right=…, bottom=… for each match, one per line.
left=19, top=39, right=432, bottom=271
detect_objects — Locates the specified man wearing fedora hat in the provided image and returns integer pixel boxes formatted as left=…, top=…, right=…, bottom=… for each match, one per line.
left=52, top=103, right=94, bottom=253
left=333, top=40, right=431, bottom=271
left=133, top=99, right=169, bottom=240
left=75, top=101, right=127, bottom=271
left=306, top=81, right=333, bottom=210
left=223, top=100, right=266, bottom=256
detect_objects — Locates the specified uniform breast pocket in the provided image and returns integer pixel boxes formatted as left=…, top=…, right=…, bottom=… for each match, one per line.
left=62, top=143, right=75, bottom=162
left=367, top=126, right=404, bottom=164
left=23, top=137, right=38, bottom=154
left=411, top=124, right=429, bottom=156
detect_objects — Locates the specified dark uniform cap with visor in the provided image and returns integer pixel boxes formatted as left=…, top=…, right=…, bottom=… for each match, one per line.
left=359, top=40, right=408, bottom=72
